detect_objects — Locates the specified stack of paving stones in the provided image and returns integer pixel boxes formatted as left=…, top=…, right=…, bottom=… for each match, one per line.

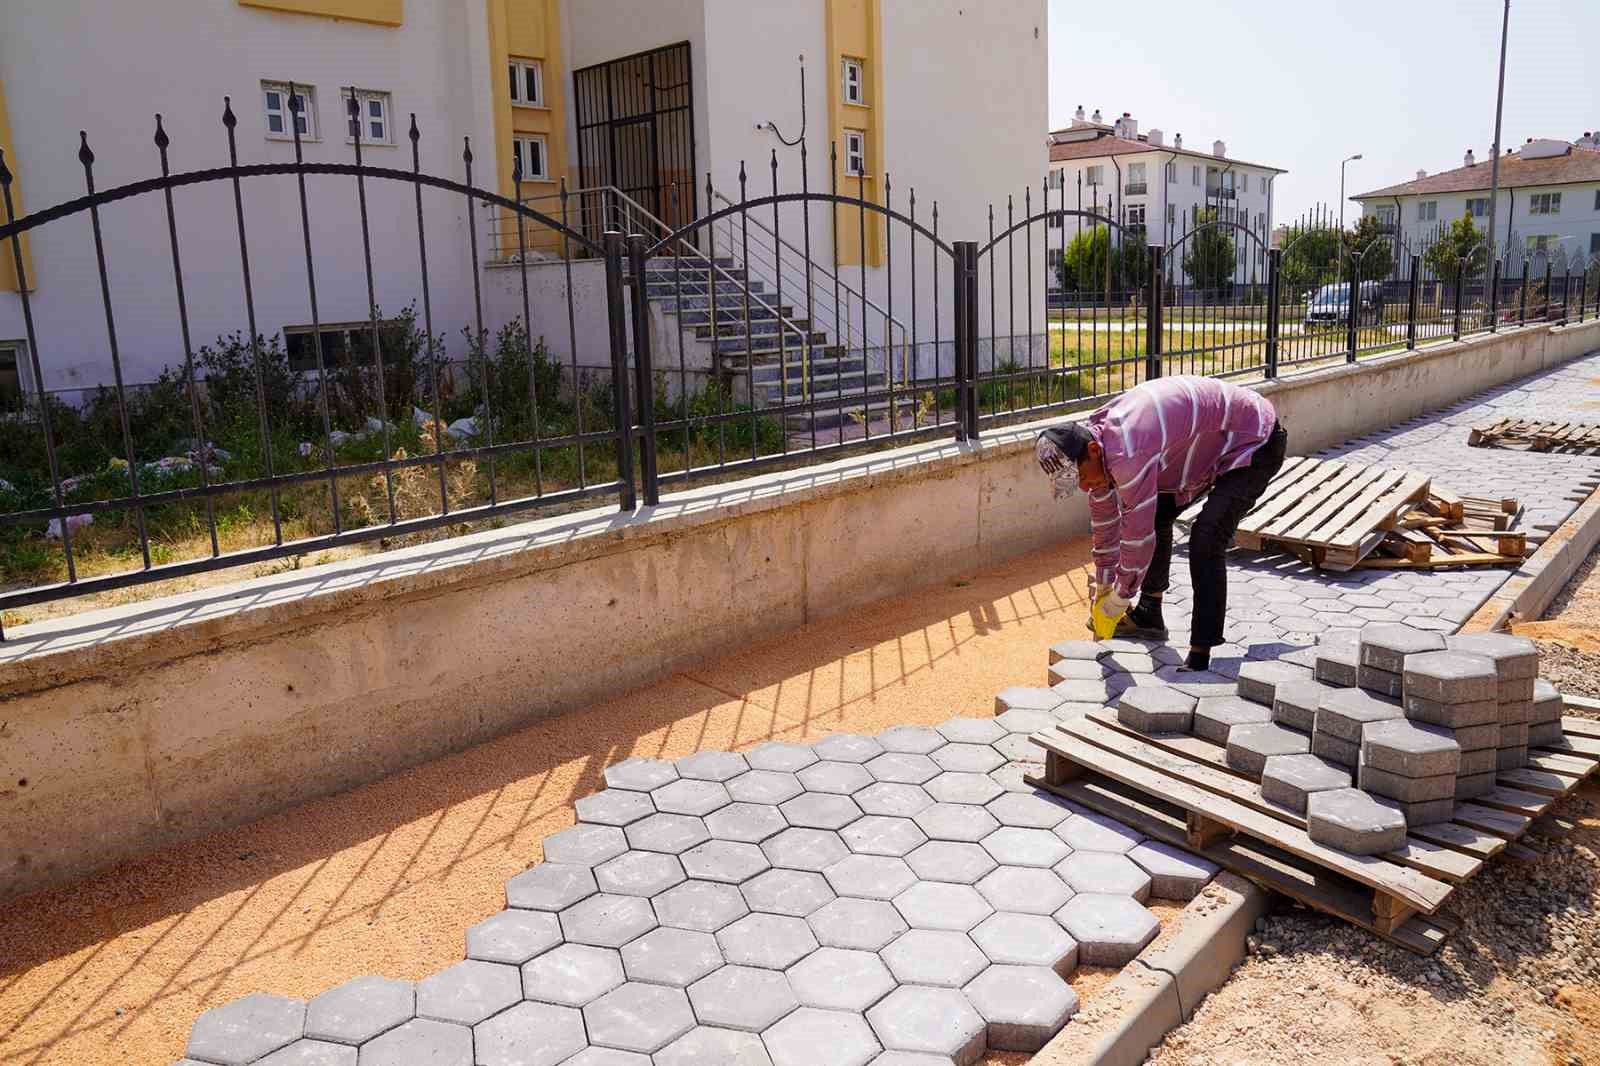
left=176, top=702, right=1222, bottom=1066
left=1446, top=631, right=1538, bottom=772
left=1529, top=679, right=1567, bottom=748
left=1403, top=648, right=1504, bottom=799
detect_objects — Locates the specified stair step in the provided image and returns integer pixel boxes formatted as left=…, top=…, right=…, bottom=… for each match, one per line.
left=750, top=357, right=867, bottom=383
left=710, top=333, right=828, bottom=354
left=645, top=282, right=770, bottom=302
left=694, top=318, right=816, bottom=339
left=783, top=396, right=921, bottom=431
left=674, top=307, right=798, bottom=327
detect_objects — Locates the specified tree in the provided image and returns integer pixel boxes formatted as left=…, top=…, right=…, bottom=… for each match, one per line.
left=1056, top=224, right=1147, bottom=294
left=1423, top=215, right=1487, bottom=285
left=1181, top=210, right=1236, bottom=290
left=1342, top=215, right=1397, bottom=283
left=1279, top=224, right=1341, bottom=297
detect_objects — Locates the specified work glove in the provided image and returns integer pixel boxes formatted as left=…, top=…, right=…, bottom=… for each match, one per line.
left=1089, top=590, right=1131, bottom=641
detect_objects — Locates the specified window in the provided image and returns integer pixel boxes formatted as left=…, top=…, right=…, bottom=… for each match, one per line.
left=512, top=135, right=549, bottom=181
left=1047, top=213, right=1062, bottom=230
left=1375, top=204, right=1397, bottom=226
left=1529, top=235, right=1554, bottom=253
left=1166, top=203, right=1175, bottom=224
left=0, top=340, right=31, bottom=412
left=343, top=89, right=391, bottom=145
left=1418, top=200, right=1437, bottom=222
left=263, top=82, right=317, bottom=140
left=508, top=58, right=544, bottom=106
left=1047, top=169, right=1064, bottom=190
left=1241, top=174, right=1249, bottom=193
left=843, top=129, right=867, bottom=177
left=1529, top=192, right=1562, bottom=215
left=1591, top=233, right=1600, bottom=256
left=1127, top=204, right=1146, bottom=235
left=1165, top=161, right=1176, bottom=184
left=1466, top=197, right=1490, bottom=218
left=1192, top=165, right=1200, bottom=186
left=283, top=325, right=350, bottom=374
left=1125, top=162, right=1146, bottom=194
left=1222, top=171, right=1235, bottom=196
left=1085, top=165, right=1103, bottom=186
left=841, top=57, right=866, bottom=106
left=1595, top=190, right=1600, bottom=211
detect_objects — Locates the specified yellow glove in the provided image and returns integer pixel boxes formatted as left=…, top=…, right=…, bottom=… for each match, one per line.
left=1089, top=591, right=1131, bottom=641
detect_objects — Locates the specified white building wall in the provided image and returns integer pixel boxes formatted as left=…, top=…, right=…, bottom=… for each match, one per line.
left=1361, top=183, right=1600, bottom=268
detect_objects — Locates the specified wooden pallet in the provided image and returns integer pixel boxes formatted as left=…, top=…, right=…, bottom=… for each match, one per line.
left=1026, top=710, right=1598, bottom=954
left=1469, top=418, right=1600, bottom=453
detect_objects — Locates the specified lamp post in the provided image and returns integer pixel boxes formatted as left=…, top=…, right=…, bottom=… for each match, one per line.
left=1487, top=0, right=1510, bottom=264
left=1339, top=153, right=1363, bottom=231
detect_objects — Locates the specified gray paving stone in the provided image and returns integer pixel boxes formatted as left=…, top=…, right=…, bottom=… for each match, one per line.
left=604, top=757, right=679, bottom=793
left=653, top=879, right=750, bottom=932
left=1048, top=639, right=1105, bottom=662
left=657, top=1027, right=774, bottom=1066
left=994, top=707, right=1058, bottom=734
left=521, top=944, right=625, bottom=1006
left=1104, top=650, right=1158, bottom=674
left=716, top=913, right=819, bottom=969
left=1191, top=695, right=1273, bottom=745
left=1153, top=665, right=1238, bottom=698
left=980, top=826, right=1071, bottom=868
left=789, top=947, right=897, bottom=1012
left=1311, top=731, right=1361, bottom=768
left=855, top=782, right=936, bottom=817
left=937, top=717, right=1008, bottom=745
left=1126, top=841, right=1218, bottom=900
left=992, top=734, right=1044, bottom=763
left=808, top=896, right=909, bottom=950
left=726, top=771, right=805, bottom=805
left=1053, top=893, right=1159, bottom=966
left=575, top=789, right=657, bottom=827
left=653, top=778, right=734, bottom=817
left=1306, top=788, right=1407, bottom=855
left=682, top=840, right=772, bottom=884
left=1459, top=746, right=1500, bottom=775
left=1359, top=622, right=1446, bottom=673
left=1497, top=744, right=1529, bottom=771
left=686, top=965, right=799, bottom=1031
left=866, top=985, right=987, bottom=1064
left=1259, top=753, right=1353, bottom=814
left=962, top=964, right=1078, bottom=1051
left=1402, top=650, right=1499, bottom=705
left=626, top=813, right=712, bottom=854
left=905, top=840, right=999, bottom=884
left=1115, top=685, right=1196, bottom=735
left=994, top=688, right=1065, bottom=716
left=924, top=772, right=1004, bottom=806
left=781, top=792, right=865, bottom=831
left=677, top=751, right=750, bottom=783
left=1392, top=796, right=1457, bottom=825
left=1529, top=721, right=1563, bottom=747
left=764, top=827, right=851, bottom=871
left=799, top=760, right=876, bottom=795
left=986, top=792, right=1071, bottom=829
left=252, top=1041, right=355, bottom=1066
left=706, top=802, right=789, bottom=844
left=1314, top=641, right=1361, bottom=688
left=1500, top=697, right=1534, bottom=725
left=584, top=982, right=696, bottom=1054
left=741, top=868, right=836, bottom=916
left=594, top=850, right=687, bottom=897
left=472, top=1001, right=586, bottom=1066
left=764, top=1007, right=882, bottom=1066
left=559, top=893, right=658, bottom=948
left=813, top=734, right=885, bottom=764
left=989, top=762, right=1042, bottom=794
left=620, top=927, right=723, bottom=987
left=841, top=815, right=928, bottom=857
left=416, top=960, right=521, bottom=1025
left=1050, top=678, right=1117, bottom=704
left=1358, top=664, right=1405, bottom=698
left=186, top=992, right=307, bottom=1065
left=304, top=976, right=414, bottom=1046
left=825, top=854, right=918, bottom=900
left=1446, top=632, right=1539, bottom=679
left=931, top=743, right=1006, bottom=774
left=913, top=803, right=1000, bottom=842
left=881, top=927, right=989, bottom=985
left=1048, top=658, right=1109, bottom=683
left=1236, top=660, right=1315, bottom=706
left=506, top=862, right=598, bottom=912
left=1358, top=765, right=1456, bottom=803
left=970, top=911, right=1079, bottom=974
left=879, top=725, right=947, bottom=754
left=1055, top=812, right=1143, bottom=854
left=745, top=741, right=820, bottom=774
left=976, top=866, right=1075, bottom=914
left=543, top=824, right=628, bottom=867
left=1054, top=851, right=1150, bottom=901
left=466, top=910, right=563, bottom=965
left=1316, top=687, right=1404, bottom=743
left=358, top=1019, right=472, bottom=1066
left=1361, top=720, right=1462, bottom=778
left=893, top=882, right=995, bottom=932
left=864, top=752, right=942, bottom=785
left=1226, top=722, right=1312, bottom=779
left=1272, top=679, right=1337, bottom=732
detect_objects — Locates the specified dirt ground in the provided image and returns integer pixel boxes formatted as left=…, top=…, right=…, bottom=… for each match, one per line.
left=1514, top=544, right=1600, bottom=700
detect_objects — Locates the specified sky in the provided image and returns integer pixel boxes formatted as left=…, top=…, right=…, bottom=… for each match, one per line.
left=1047, top=0, right=1600, bottom=227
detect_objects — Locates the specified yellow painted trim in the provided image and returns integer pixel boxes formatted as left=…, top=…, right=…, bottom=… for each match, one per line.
left=0, top=76, right=31, bottom=294
left=826, top=0, right=883, bottom=267
left=486, top=0, right=569, bottom=257
left=237, top=0, right=403, bottom=26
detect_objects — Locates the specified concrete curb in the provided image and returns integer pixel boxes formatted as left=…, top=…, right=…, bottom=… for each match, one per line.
left=1032, top=872, right=1268, bottom=1065
left=1463, top=479, right=1600, bottom=633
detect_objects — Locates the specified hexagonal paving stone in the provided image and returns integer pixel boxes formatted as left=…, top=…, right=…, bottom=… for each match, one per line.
left=822, top=854, right=917, bottom=900
left=626, top=813, right=712, bottom=854
left=186, top=992, right=307, bottom=1065
left=584, top=982, right=697, bottom=1054
left=681, top=840, right=772, bottom=884
left=595, top=851, right=687, bottom=898
left=746, top=741, right=820, bottom=773
left=1362, top=719, right=1462, bottom=778
left=1049, top=638, right=1105, bottom=662
left=1446, top=632, right=1539, bottom=679
left=1225, top=722, right=1311, bottom=779
left=856, top=782, right=936, bottom=817
left=1258, top=753, right=1354, bottom=815
left=938, top=717, right=1008, bottom=745
left=973, top=859, right=1075, bottom=913
left=1050, top=678, right=1117, bottom=704
left=1358, top=623, right=1446, bottom=673
left=931, top=744, right=1006, bottom=774
left=881, top=927, right=989, bottom=986
left=970, top=912, right=1079, bottom=975
left=1235, top=660, right=1315, bottom=707
left=560, top=1050, right=653, bottom=1066
left=1315, top=688, right=1404, bottom=743
left=521, top=944, right=625, bottom=1006
left=656, top=1026, right=776, bottom=1066
left=995, top=707, right=1058, bottom=734
left=1306, top=788, right=1407, bottom=855
left=677, top=751, right=750, bottom=782
left=466, top=910, right=563, bottom=964
left=1053, top=894, right=1159, bottom=966
left=1272, top=679, right=1338, bottom=733
left=798, top=760, right=875, bottom=795
left=813, top=734, right=885, bottom=764
left=864, top=752, right=942, bottom=785
left=652, top=880, right=750, bottom=933
left=841, top=816, right=928, bottom=857
left=1055, top=812, right=1143, bottom=854
left=780, top=792, right=865, bottom=831
left=992, top=733, right=1045, bottom=763
left=620, top=927, right=723, bottom=987
left=576, top=789, right=657, bottom=827
left=1049, top=657, right=1111, bottom=683
left=359, top=1019, right=472, bottom=1066
left=980, top=826, right=1072, bottom=868
left=652, top=778, right=733, bottom=817
left=1191, top=696, right=1273, bottom=745
left=1053, top=852, right=1149, bottom=902
left=986, top=792, right=1071, bottom=829
left=543, top=824, right=628, bottom=867
left=559, top=893, right=658, bottom=948
left=763, top=827, right=851, bottom=871
left=473, top=1001, right=586, bottom=1066
left=1126, top=841, right=1219, bottom=900
left=963, top=964, right=1077, bottom=1052
left=506, top=862, right=597, bottom=912
left=866, top=985, right=986, bottom=1064
left=904, top=840, right=998, bottom=884
left=741, top=868, right=836, bottom=916
left=304, top=976, right=414, bottom=1046
left=1401, top=651, right=1499, bottom=705
left=914, top=803, right=1001, bottom=842
left=764, top=1007, right=882, bottom=1066
left=1104, top=650, right=1158, bottom=674
left=686, top=965, right=799, bottom=1032
left=416, top=960, right=521, bottom=1025
left=604, top=757, right=679, bottom=792
left=807, top=897, right=909, bottom=951
left=705, top=802, right=789, bottom=843
left=726, top=771, right=805, bottom=805
left=879, top=725, right=947, bottom=754
left=1116, top=686, right=1197, bottom=735
left=789, top=947, right=897, bottom=1012
left=252, top=1040, right=355, bottom=1066
left=715, top=913, right=819, bottom=969
left=893, top=882, right=994, bottom=932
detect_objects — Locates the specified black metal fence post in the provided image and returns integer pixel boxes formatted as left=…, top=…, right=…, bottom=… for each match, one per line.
left=1345, top=254, right=1359, bottom=362
left=1543, top=261, right=1552, bottom=322
left=1264, top=248, right=1282, bottom=379
left=626, top=233, right=660, bottom=506
left=1145, top=244, right=1164, bottom=381
left=1488, top=260, right=1501, bottom=332
left=1452, top=258, right=1465, bottom=340
left=1560, top=265, right=1571, bottom=324
left=1520, top=262, right=1529, bottom=325
left=603, top=230, right=637, bottom=510
left=953, top=240, right=979, bottom=441
left=1406, top=254, right=1420, bottom=350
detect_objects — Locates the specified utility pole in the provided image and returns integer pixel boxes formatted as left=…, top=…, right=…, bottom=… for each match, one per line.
left=1487, top=0, right=1511, bottom=264
left=1339, top=154, right=1363, bottom=231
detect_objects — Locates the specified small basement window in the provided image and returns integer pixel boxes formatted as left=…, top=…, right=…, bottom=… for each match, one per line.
left=263, top=82, right=317, bottom=140
left=843, top=129, right=867, bottom=177
left=509, top=58, right=544, bottom=107
left=841, top=57, right=866, bottom=106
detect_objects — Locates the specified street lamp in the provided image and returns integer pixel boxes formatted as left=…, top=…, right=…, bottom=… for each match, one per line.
left=1339, top=153, right=1363, bottom=231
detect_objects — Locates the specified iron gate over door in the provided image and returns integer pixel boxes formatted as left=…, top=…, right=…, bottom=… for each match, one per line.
left=573, top=41, right=697, bottom=243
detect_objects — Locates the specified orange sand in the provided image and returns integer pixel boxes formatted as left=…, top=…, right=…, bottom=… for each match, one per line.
left=0, top=538, right=1097, bottom=1066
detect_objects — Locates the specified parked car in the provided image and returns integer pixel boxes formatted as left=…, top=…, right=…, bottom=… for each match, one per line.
left=1303, top=280, right=1383, bottom=328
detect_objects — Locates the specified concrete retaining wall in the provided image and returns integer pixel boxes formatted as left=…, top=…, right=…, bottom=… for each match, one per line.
left=2, top=316, right=1596, bottom=904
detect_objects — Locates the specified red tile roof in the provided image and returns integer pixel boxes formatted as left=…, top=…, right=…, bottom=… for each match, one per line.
left=1354, top=145, right=1600, bottom=198
left=1047, top=133, right=1287, bottom=174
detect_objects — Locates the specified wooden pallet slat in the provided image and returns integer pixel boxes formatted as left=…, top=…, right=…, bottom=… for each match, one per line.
left=1470, top=418, right=1600, bottom=454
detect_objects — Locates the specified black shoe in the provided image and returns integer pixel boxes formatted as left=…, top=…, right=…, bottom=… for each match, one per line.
left=1114, top=615, right=1169, bottom=641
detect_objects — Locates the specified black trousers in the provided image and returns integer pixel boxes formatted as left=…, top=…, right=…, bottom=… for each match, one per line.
left=1140, top=422, right=1289, bottom=648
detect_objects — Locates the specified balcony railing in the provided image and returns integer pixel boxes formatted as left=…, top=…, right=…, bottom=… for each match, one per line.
left=1124, top=182, right=1147, bottom=195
